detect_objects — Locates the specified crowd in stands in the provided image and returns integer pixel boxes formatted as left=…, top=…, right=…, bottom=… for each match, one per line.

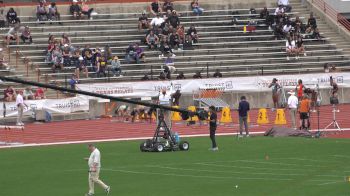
left=3, top=86, right=46, bottom=102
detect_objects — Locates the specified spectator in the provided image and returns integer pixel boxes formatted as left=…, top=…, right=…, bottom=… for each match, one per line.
left=193, top=71, right=202, bottom=79
left=167, top=10, right=180, bottom=29
left=295, top=35, right=306, bottom=59
left=82, top=44, right=92, bottom=58
left=4, top=86, right=15, bottom=102
left=283, top=22, right=292, bottom=34
left=68, top=74, right=78, bottom=90
left=92, top=48, right=102, bottom=72
left=109, top=56, right=122, bottom=77
left=36, top=1, right=48, bottom=22
left=48, top=2, right=62, bottom=24
left=35, top=87, right=46, bottom=99
left=70, top=0, right=82, bottom=19
left=134, top=43, right=146, bottom=62
left=274, top=23, right=284, bottom=40
left=260, top=7, right=273, bottom=29
left=20, top=26, right=33, bottom=44
left=5, top=25, right=19, bottom=45
left=159, top=72, right=166, bottom=80
left=299, top=95, right=310, bottom=130
left=292, top=16, right=304, bottom=33
left=187, top=25, right=198, bottom=43
left=278, top=0, right=292, bottom=12
left=176, top=71, right=185, bottom=79
left=183, top=35, right=194, bottom=50
left=125, top=44, right=140, bottom=64
left=285, top=36, right=296, bottom=60
left=0, top=9, right=5, bottom=28
left=150, top=13, right=164, bottom=27
left=81, top=0, right=94, bottom=20
left=238, top=96, right=250, bottom=137
left=6, top=8, right=20, bottom=25
left=295, top=79, right=305, bottom=100
left=138, top=11, right=149, bottom=31
left=171, top=90, right=181, bottom=106
left=51, top=46, right=64, bottom=72
left=305, top=13, right=321, bottom=39
left=141, top=74, right=150, bottom=80
left=330, top=64, right=338, bottom=73
left=274, top=5, right=284, bottom=16
left=104, top=45, right=113, bottom=62
left=97, top=56, right=107, bottom=78
left=169, top=30, right=180, bottom=49
left=62, top=45, right=71, bottom=67
left=149, top=0, right=161, bottom=16
left=23, top=87, right=34, bottom=100
left=213, top=69, right=222, bottom=78
left=159, top=41, right=173, bottom=56
left=176, top=25, right=185, bottom=44
left=146, top=31, right=159, bottom=49
left=191, top=0, right=204, bottom=16
left=268, top=78, right=281, bottom=110
left=324, top=63, right=330, bottom=73
left=77, top=55, right=89, bottom=79
left=163, top=0, right=174, bottom=12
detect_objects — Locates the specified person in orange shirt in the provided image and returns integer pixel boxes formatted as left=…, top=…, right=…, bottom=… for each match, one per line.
left=299, top=95, right=310, bottom=130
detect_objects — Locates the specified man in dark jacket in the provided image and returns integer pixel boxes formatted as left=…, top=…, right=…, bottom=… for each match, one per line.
left=238, top=96, right=250, bottom=137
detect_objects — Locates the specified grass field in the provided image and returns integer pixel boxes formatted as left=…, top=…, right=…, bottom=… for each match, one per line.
left=1, top=136, right=350, bottom=196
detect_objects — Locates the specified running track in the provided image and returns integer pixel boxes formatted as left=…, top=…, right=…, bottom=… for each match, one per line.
left=0, top=104, right=349, bottom=147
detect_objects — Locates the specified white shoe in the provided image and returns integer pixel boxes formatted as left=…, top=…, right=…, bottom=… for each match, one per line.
left=295, top=56, right=299, bottom=60
left=286, top=56, right=290, bottom=61
left=105, top=186, right=110, bottom=195
left=304, top=53, right=307, bottom=56
left=212, top=147, right=219, bottom=151
left=238, top=134, right=243, bottom=138
left=89, top=17, right=93, bottom=20
left=16, top=123, right=21, bottom=126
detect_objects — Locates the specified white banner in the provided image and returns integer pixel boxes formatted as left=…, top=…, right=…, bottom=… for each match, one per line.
left=76, top=73, right=350, bottom=97
left=0, top=96, right=89, bottom=118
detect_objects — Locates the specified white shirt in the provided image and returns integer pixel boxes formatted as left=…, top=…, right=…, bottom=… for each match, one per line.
left=278, top=0, right=289, bottom=6
left=16, top=94, right=24, bottom=106
left=150, top=17, right=164, bottom=26
left=274, top=7, right=284, bottom=15
left=286, top=40, right=296, bottom=49
left=88, top=148, right=101, bottom=169
left=283, top=25, right=292, bottom=33
left=159, top=93, right=171, bottom=105
left=288, top=95, right=298, bottom=109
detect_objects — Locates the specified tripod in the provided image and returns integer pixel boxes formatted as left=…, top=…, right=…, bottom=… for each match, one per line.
left=323, top=104, right=342, bottom=132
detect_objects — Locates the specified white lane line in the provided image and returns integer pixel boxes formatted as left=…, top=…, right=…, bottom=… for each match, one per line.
left=203, top=160, right=325, bottom=168
left=273, top=157, right=342, bottom=164
left=333, top=155, right=350, bottom=159
left=196, top=163, right=308, bottom=172
left=317, top=181, right=344, bottom=186
left=102, top=168, right=294, bottom=181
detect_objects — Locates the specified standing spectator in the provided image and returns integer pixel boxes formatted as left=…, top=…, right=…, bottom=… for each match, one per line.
left=238, top=96, right=250, bottom=137
left=16, top=91, right=27, bottom=126
left=70, top=0, right=82, bottom=19
left=167, top=10, right=180, bottom=29
left=268, top=78, right=281, bottom=110
left=36, top=1, right=48, bottom=22
left=295, top=79, right=305, bottom=100
left=20, top=26, right=33, bottom=44
left=69, top=74, right=79, bottom=90
left=81, top=1, right=94, bottom=20
left=171, top=90, right=181, bottom=106
left=150, top=13, right=164, bottom=27
left=299, top=95, right=310, bottom=130
left=208, top=105, right=218, bottom=151
left=109, top=56, right=122, bottom=77
left=176, top=72, right=185, bottom=79
left=4, top=86, right=15, bottom=102
left=0, top=9, right=6, bottom=28
left=213, top=69, right=222, bottom=78
left=125, top=44, right=140, bottom=64
left=5, top=25, right=19, bottom=45
left=193, top=71, right=202, bottom=79
left=169, top=30, right=180, bottom=49
left=163, top=0, right=174, bottom=12
left=23, top=87, right=34, bottom=100
left=191, top=0, right=204, bottom=16
left=187, top=25, right=198, bottom=43
left=6, top=8, right=20, bottom=25
left=48, top=2, right=62, bottom=24
left=138, top=11, right=149, bottom=31
left=278, top=0, right=292, bottom=12
left=35, top=87, right=46, bottom=99
left=149, top=0, right=161, bottom=16
left=287, top=90, right=298, bottom=130
left=146, top=31, right=159, bottom=49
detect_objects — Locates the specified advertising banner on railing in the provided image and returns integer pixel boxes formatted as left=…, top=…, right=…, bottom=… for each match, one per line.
left=76, top=72, right=350, bottom=98
left=0, top=96, right=89, bottom=118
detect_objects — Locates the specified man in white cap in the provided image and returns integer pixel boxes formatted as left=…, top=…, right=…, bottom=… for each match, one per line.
left=287, top=90, right=298, bottom=130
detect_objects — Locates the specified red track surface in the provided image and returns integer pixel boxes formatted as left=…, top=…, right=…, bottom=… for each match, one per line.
left=0, top=104, right=349, bottom=146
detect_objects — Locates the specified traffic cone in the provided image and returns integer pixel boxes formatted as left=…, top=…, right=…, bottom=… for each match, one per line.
left=187, top=106, right=199, bottom=122
left=171, top=106, right=182, bottom=121
left=274, top=109, right=287, bottom=125
left=257, top=108, right=269, bottom=124
left=220, top=107, right=232, bottom=123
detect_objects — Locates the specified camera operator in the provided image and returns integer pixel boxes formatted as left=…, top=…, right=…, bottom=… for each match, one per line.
left=158, top=85, right=174, bottom=129
left=208, top=105, right=218, bottom=151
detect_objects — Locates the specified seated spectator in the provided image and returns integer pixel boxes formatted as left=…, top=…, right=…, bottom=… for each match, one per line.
left=183, top=35, right=194, bottom=50
left=324, top=63, right=330, bottom=73
left=292, top=16, right=304, bottom=33
left=69, top=74, right=78, bottom=90
left=36, top=1, right=48, bottom=22
left=97, top=56, right=107, bottom=78
left=176, top=25, right=185, bottom=44
left=70, top=0, right=82, bottom=19
left=48, top=2, right=62, bottom=24
left=109, top=56, right=122, bottom=77
left=187, top=25, right=198, bottom=43
left=278, top=0, right=292, bottom=12
left=35, top=87, right=46, bottom=99
left=167, top=10, right=180, bottom=29
left=163, top=0, right=174, bottom=12
left=150, top=13, right=164, bottom=27
left=159, top=72, right=166, bottom=80
left=283, top=22, right=292, bottom=34
left=274, top=5, right=284, bottom=16
left=274, top=23, right=284, bottom=40
left=5, top=25, right=19, bottom=45
left=176, top=71, right=185, bottom=79
left=0, top=48, right=9, bottom=70
left=169, top=30, right=180, bottom=49
left=73, top=52, right=88, bottom=80
left=149, top=0, right=161, bottom=16
left=23, top=87, right=34, bottom=100
left=0, top=9, right=6, bottom=28
left=285, top=36, right=296, bottom=60
left=305, top=13, right=321, bottom=39
left=4, top=86, right=15, bottom=102
left=81, top=1, right=94, bottom=20
left=141, top=74, right=150, bottom=80
left=92, top=48, right=102, bottom=71
left=260, top=7, right=273, bottom=29
left=191, top=0, right=204, bottom=16
left=295, top=35, right=306, bottom=59
left=82, top=44, right=92, bottom=58
left=138, top=11, right=150, bottom=31
left=329, top=64, right=338, bottom=73
left=159, top=41, right=173, bottom=56
left=125, top=44, right=140, bottom=64
left=213, top=69, right=223, bottom=78
left=62, top=45, right=71, bottom=67
left=104, top=45, right=113, bottom=62
left=146, top=31, right=159, bottom=49
left=193, top=71, right=202, bottom=79
left=60, top=33, right=74, bottom=51
left=20, top=26, right=33, bottom=44
left=51, top=46, right=64, bottom=72
left=6, top=8, right=20, bottom=25
left=134, top=43, right=146, bottom=62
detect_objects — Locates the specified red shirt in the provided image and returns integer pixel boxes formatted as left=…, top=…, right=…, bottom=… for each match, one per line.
left=35, top=88, right=44, bottom=98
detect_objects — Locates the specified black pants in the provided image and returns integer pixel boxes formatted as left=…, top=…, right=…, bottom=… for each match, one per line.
left=210, top=128, right=217, bottom=148
left=21, top=35, right=32, bottom=43
left=82, top=8, right=94, bottom=18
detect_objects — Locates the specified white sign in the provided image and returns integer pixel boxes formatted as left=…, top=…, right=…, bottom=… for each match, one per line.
left=77, top=73, right=350, bottom=97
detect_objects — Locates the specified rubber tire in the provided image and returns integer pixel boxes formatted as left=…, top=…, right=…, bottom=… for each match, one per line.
left=155, top=143, right=164, bottom=152
left=179, top=141, right=190, bottom=151
left=140, top=141, right=147, bottom=152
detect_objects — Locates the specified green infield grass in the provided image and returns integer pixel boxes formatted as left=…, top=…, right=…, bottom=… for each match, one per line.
left=1, top=136, right=350, bottom=196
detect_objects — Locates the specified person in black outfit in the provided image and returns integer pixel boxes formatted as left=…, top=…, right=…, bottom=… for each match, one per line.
left=176, top=72, right=185, bottom=79
left=171, top=90, right=181, bottom=106
left=208, top=106, right=218, bottom=151
left=238, top=96, right=250, bottom=137
left=7, top=8, right=20, bottom=25
left=213, top=69, right=222, bottom=78
left=167, top=10, right=180, bottom=29
left=193, top=71, right=202, bottom=79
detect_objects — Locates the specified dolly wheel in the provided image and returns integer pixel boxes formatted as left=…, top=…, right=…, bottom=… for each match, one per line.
left=140, top=141, right=147, bottom=152
left=155, top=144, right=164, bottom=152
left=179, top=141, right=190, bottom=151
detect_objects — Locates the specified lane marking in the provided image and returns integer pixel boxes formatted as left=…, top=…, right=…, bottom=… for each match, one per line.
left=196, top=163, right=308, bottom=172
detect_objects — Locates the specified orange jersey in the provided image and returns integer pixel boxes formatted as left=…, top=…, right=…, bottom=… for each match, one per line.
left=299, top=99, right=310, bottom=113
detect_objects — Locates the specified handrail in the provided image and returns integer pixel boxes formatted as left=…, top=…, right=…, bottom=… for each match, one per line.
left=311, top=0, right=350, bottom=31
